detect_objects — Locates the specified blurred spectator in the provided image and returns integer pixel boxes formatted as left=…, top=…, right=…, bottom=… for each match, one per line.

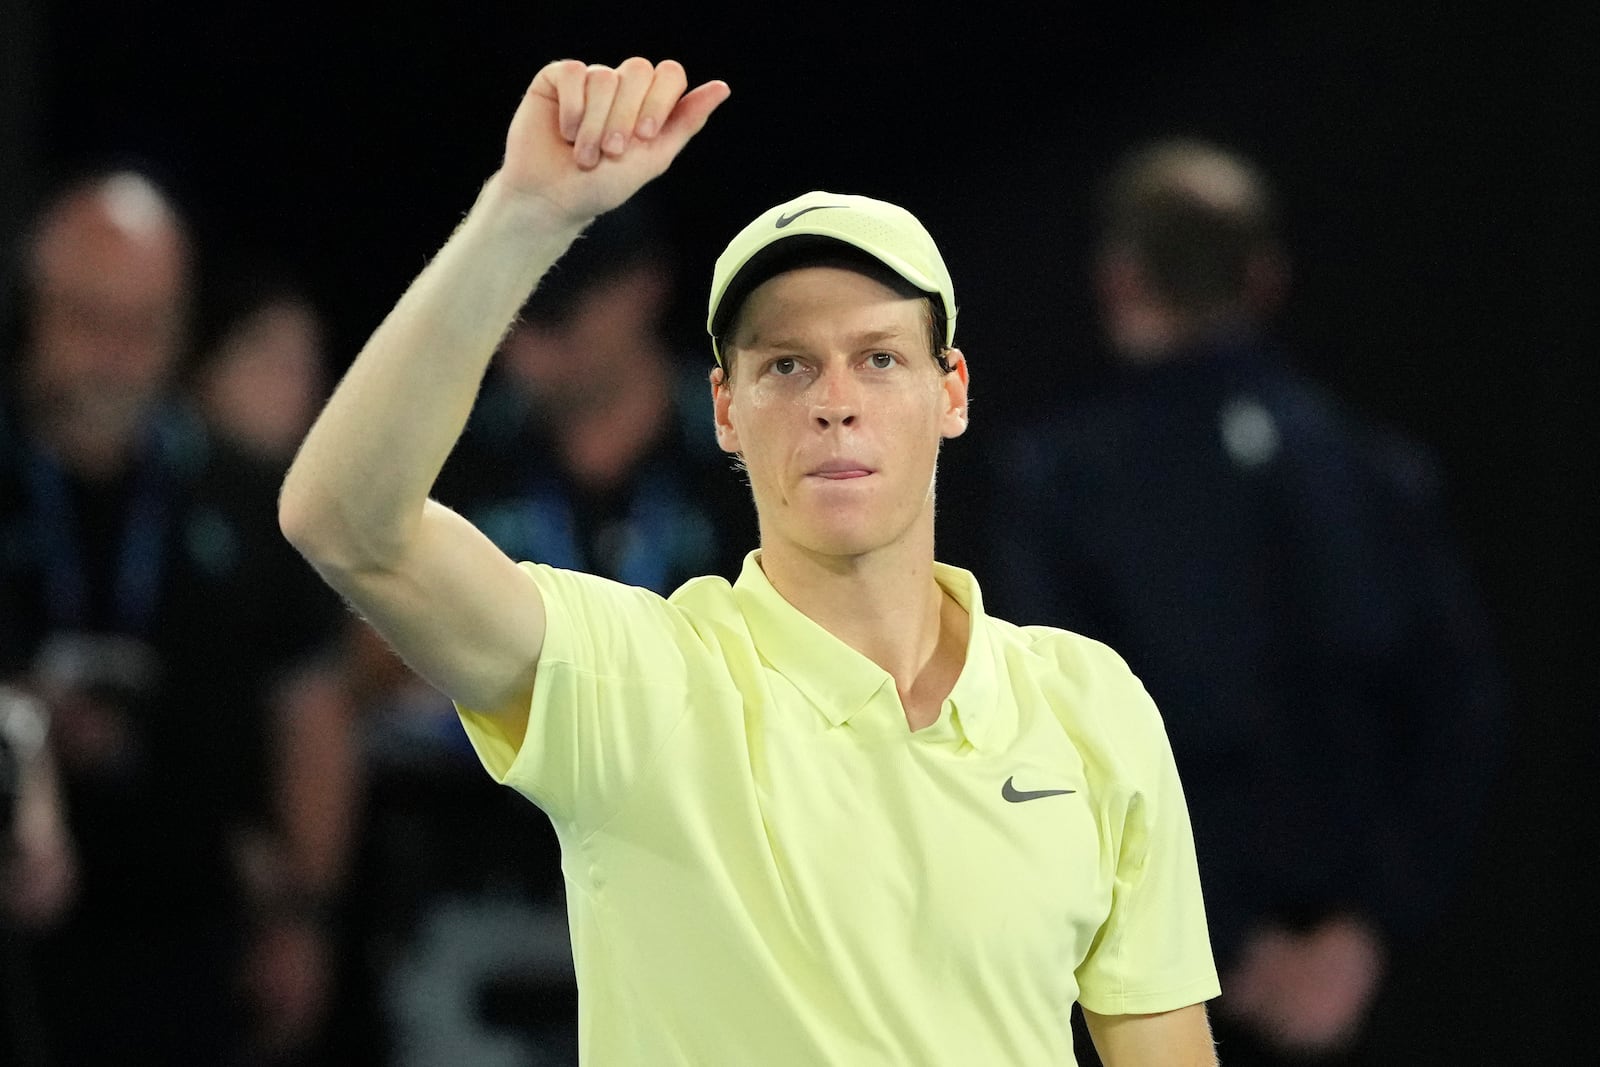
left=983, top=137, right=1508, bottom=1065
left=435, top=192, right=755, bottom=587
left=0, top=686, right=75, bottom=929
left=185, top=252, right=358, bottom=1067
left=300, top=195, right=757, bottom=1064
left=188, top=256, right=330, bottom=468
left=1, top=686, right=74, bottom=1067
left=0, top=165, right=344, bottom=1065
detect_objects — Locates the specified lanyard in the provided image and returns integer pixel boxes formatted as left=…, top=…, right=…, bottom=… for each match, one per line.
left=23, top=424, right=173, bottom=635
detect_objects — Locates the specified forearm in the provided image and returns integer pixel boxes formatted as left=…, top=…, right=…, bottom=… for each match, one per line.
left=279, top=173, right=588, bottom=572
left=1084, top=1004, right=1218, bottom=1067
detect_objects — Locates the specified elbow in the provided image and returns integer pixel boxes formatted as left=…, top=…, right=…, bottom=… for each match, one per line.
left=277, top=472, right=380, bottom=575
left=277, top=475, right=337, bottom=565
left=278, top=456, right=422, bottom=579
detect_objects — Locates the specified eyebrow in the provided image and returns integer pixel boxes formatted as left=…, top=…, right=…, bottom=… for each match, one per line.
left=748, top=326, right=913, bottom=354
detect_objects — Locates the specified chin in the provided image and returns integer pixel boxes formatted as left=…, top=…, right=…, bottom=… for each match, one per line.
left=756, top=481, right=929, bottom=560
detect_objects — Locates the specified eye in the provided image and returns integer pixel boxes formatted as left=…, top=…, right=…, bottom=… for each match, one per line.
left=770, top=357, right=799, bottom=376
left=868, top=351, right=896, bottom=369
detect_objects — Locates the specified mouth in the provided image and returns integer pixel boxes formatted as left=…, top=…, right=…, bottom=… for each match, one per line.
left=806, top=460, right=875, bottom=480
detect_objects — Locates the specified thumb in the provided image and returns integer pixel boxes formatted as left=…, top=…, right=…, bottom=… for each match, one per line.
left=654, top=81, right=732, bottom=156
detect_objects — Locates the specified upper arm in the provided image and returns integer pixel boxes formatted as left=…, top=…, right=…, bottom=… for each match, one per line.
left=304, top=498, right=546, bottom=716
left=1082, top=1003, right=1217, bottom=1067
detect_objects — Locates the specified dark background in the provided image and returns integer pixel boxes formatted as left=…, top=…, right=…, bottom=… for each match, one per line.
left=4, top=2, right=1594, bottom=1062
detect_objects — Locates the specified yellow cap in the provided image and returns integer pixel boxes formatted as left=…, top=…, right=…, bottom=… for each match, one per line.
left=706, top=190, right=957, bottom=366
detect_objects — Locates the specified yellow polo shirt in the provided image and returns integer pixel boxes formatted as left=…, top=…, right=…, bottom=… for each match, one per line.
left=459, top=551, right=1218, bottom=1065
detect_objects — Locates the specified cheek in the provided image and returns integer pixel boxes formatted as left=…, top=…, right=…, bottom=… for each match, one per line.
left=725, top=408, right=765, bottom=470
left=891, top=385, right=946, bottom=435
left=726, top=387, right=787, bottom=449
left=741, top=387, right=791, bottom=423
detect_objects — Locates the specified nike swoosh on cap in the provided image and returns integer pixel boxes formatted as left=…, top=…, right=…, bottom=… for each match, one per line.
left=775, top=204, right=849, bottom=228
left=1001, top=776, right=1077, bottom=803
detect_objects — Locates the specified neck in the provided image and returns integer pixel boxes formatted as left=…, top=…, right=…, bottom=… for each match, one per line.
left=757, top=522, right=968, bottom=729
left=1110, top=302, right=1259, bottom=365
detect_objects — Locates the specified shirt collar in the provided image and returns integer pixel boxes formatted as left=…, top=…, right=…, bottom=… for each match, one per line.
left=936, top=560, right=1005, bottom=752
left=731, top=551, right=1005, bottom=750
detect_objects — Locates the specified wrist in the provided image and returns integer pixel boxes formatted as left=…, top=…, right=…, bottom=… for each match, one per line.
left=477, top=170, right=594, bottom=241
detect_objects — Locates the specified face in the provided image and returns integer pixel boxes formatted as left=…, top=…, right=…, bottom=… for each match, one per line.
left=712, top=266, right=968, bottom=560
left=24, top=181, right=190, bottom=463
left=501, top=262, right=669, bottom=417
left=199, top=298, right=326, bottom=461
left=1093, top=247, right=1174, bottom=362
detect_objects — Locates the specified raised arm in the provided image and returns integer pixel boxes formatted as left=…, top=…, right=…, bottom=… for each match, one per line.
left=278, top=59, right=729, bottom=718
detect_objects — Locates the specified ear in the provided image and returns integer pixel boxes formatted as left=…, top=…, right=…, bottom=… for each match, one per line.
left=710, top=364, right=741, bottom=453
left=939, top=349, right=970, bottom=439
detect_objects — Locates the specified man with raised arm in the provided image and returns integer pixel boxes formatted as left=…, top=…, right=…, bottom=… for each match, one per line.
left=280, top=57, right=1220, bottom=1066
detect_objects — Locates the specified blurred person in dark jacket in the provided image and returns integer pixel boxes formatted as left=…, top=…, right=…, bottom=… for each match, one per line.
left=984, top=137, right=1507, bottom=1065
left=0, top=164, right=343, bottom=1066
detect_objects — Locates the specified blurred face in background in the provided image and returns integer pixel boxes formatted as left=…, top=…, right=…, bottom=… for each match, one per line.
left=497, top=260, right=671, bottom=421
left=23, top=172, right=191, bottom=477
left=196, top=296, right=327, bottom=463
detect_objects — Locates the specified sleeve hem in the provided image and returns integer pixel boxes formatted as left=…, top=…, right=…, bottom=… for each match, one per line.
left=1078, top=974, right=1222, bottom=1016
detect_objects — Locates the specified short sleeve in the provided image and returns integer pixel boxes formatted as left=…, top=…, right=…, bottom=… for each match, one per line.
left=456, top=563, right=730, bottom=833
left=1075, top=677, right=1222, bottom=1015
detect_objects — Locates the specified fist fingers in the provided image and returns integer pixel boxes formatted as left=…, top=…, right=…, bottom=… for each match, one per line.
left=567, top=59, right=726, bottom=168
left=637, top=60, right=690, bottom=141
left=573, top=64, right=621, bottom=168
left=601, top=56, right=656, bottom=156
left=530, top=59, right=590, bottom=144
left=504, top=57, right=728, bottom=216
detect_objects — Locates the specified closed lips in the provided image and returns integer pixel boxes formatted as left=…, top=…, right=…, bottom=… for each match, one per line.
left=808, top=460, right=873, bottom=478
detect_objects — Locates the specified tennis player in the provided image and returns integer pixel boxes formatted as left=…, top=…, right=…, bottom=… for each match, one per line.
left=280, top=57, right=1221, bottom=1065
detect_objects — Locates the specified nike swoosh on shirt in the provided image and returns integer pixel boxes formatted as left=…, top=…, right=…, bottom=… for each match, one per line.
left=1001, top=776, right=1077, bottom=803
left=775, top=205, right=848, bottom=228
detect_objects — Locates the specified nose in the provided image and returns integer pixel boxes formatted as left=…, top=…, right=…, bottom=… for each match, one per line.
left=810, top=369, right=859, bottom=430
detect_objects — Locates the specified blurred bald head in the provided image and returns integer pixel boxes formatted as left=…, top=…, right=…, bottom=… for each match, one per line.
left=20, top=169, right=194, bottom=477
left=1094, top=138, right=1288, bottom=362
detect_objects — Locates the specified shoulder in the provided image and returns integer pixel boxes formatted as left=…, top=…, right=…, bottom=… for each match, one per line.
left=988, top=618, right=1187, bottom=816
left=1257, top=367, right=1449, bottom=505
left=524, top=563, right=745, bottom=656
left=518, top=563, right=769, bottom=711
left=989, top=612, right=1123, bottom=669
left=992, top=616, right=1166, bottom=739
left=1249, top=357, right=1399, bottom=456
left=1356, top=418, right=1448, bottom=508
